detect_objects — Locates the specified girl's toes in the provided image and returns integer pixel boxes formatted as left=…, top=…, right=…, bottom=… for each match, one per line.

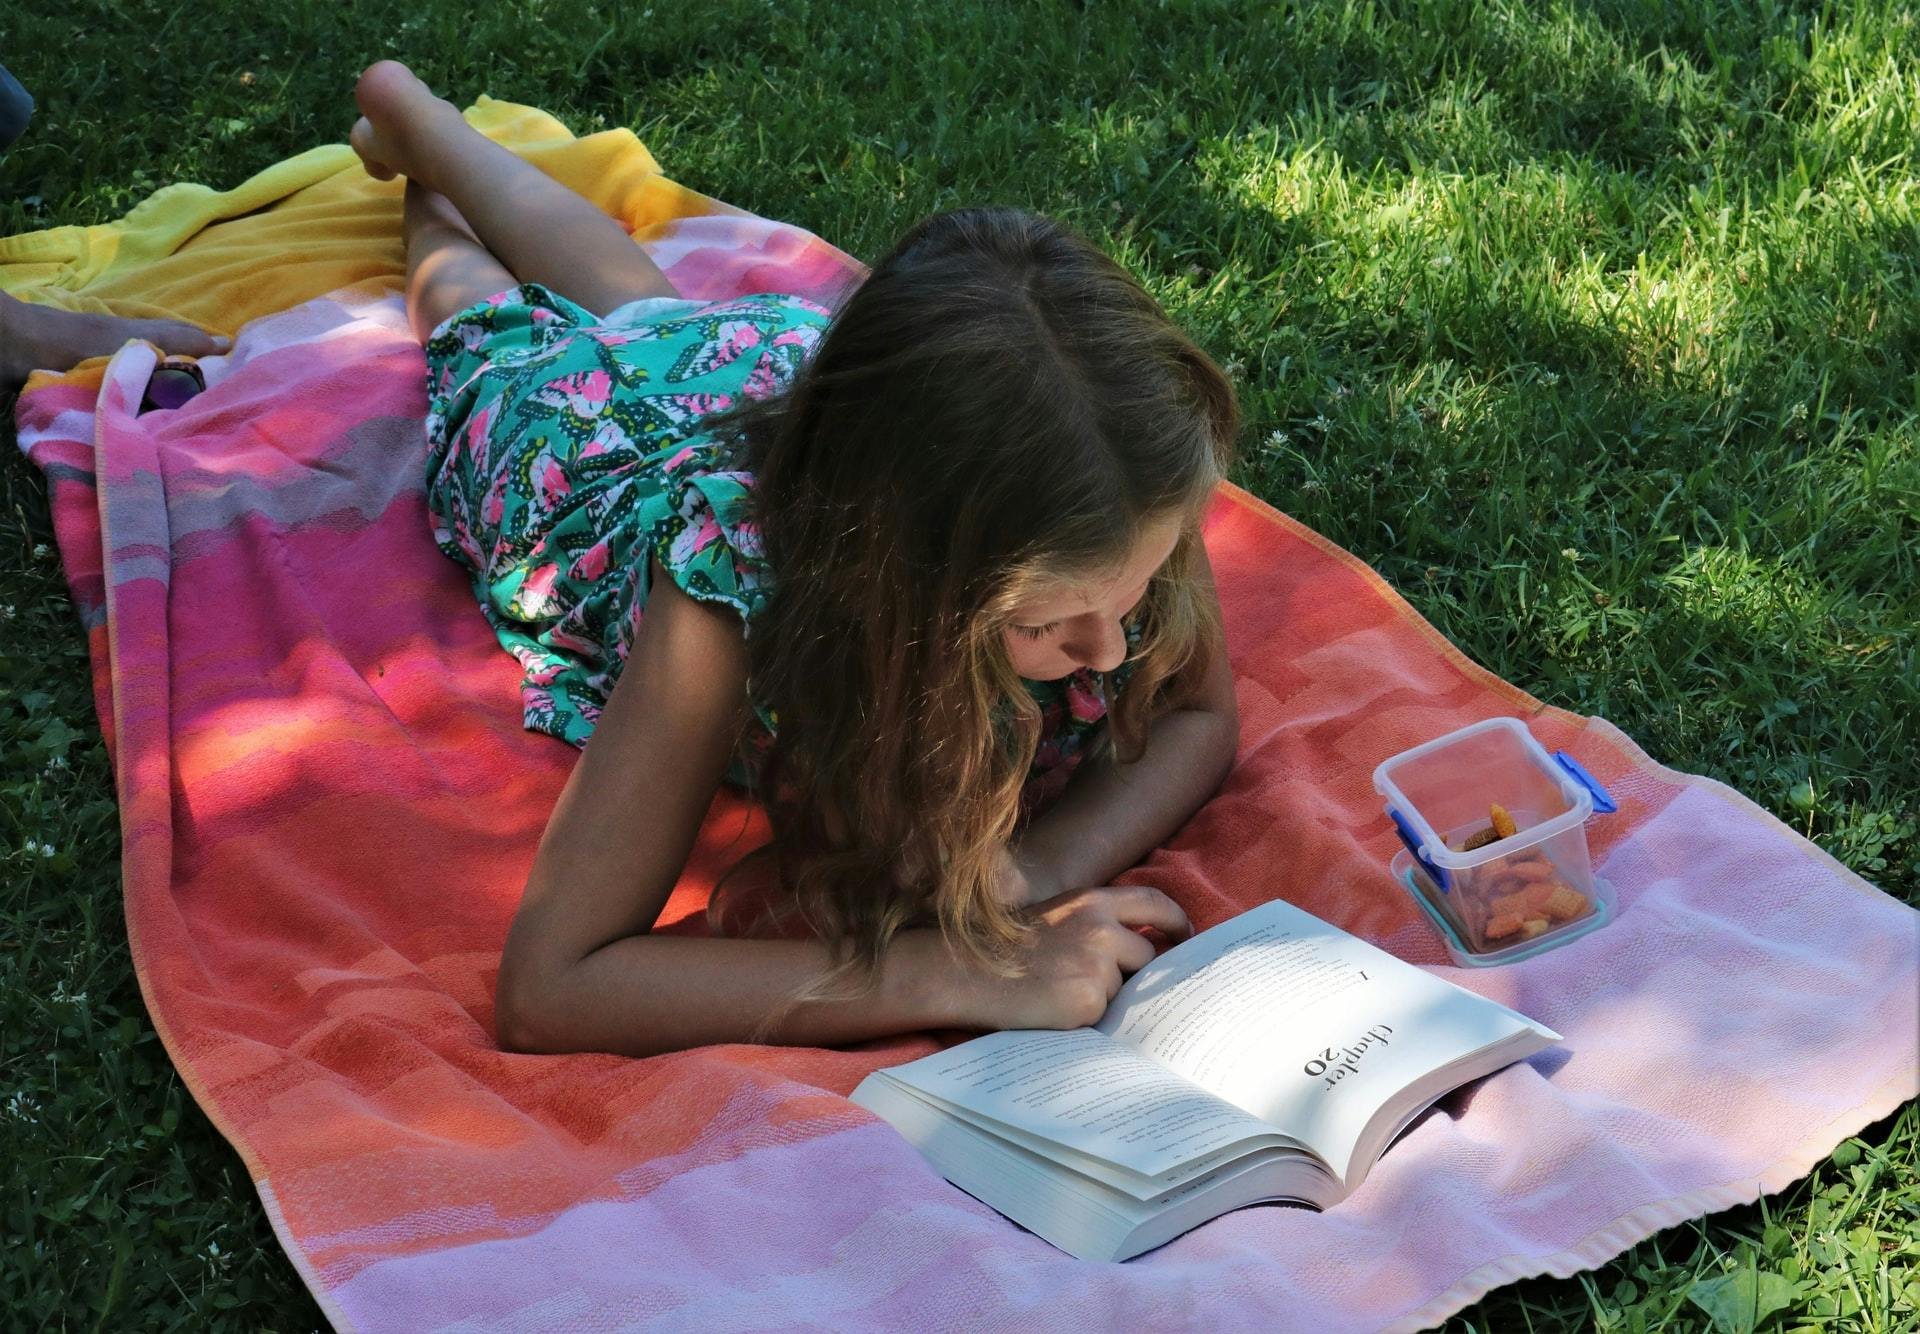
left=350, top=116, right=398, bottom=181
left=354, top=59, right=430, bottom=122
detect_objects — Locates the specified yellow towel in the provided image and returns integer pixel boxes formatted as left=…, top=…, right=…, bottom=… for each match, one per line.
left=0, top=97, right=718, bottom=335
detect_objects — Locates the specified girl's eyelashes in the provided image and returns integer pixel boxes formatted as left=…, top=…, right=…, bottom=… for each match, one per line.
left=1012, top=584, right=1147, bottom=641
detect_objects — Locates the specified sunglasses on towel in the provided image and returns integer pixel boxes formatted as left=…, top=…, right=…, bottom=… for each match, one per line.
left=138, top=358, right=207, bottom=415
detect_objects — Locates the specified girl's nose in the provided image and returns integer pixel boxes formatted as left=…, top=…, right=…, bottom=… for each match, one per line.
left=1078, top=618, right=1130, bottom=675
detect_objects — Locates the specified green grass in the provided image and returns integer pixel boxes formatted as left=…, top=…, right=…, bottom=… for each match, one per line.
left=3, top=0, right=1917, bottom=1327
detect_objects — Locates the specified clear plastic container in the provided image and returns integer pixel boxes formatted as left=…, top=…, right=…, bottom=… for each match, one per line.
left=1372, top=717, right=1619, bottom=966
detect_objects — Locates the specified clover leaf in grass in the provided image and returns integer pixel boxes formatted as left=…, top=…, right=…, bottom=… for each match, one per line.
left=1687, top=1263, right=1798, bottom=1332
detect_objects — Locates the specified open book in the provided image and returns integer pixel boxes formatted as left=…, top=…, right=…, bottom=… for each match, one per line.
left=851, top=898, right=1559, bottom=1261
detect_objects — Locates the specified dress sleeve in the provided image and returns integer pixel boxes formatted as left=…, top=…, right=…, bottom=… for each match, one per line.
left=642, top=449, right=782, bottom=787
left=650, top=457, right=770, bottom=631
left=622, top=290, right=833, bottom=631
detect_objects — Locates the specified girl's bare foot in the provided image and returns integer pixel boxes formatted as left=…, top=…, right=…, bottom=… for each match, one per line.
left=349, top=60, right=464, bottom=187
left=0, top=291, right=229, bottom=389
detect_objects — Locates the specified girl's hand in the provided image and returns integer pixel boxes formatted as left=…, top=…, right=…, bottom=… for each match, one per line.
left=946, top=885, right=1192, bottom=1032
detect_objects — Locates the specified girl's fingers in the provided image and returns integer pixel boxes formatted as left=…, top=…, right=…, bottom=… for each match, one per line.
left=1108, top=924, right=1158, bottom=975
left=1099, top=884, right=1192, bottom=940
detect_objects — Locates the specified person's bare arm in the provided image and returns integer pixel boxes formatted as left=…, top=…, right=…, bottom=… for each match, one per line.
left=493, top=558, right=1194, bottom=1057
left=1007, top=542, right=1239, bottom=900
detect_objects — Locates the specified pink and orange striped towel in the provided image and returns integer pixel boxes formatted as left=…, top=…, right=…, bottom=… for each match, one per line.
left=9, top=111, right=1916, bottom=1330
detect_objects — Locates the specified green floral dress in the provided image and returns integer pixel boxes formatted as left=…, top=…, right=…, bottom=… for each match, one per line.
left=423, top=282, right=1137, bottom=812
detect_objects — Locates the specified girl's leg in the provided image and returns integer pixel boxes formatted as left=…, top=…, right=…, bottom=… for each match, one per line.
left=353, top=61, right=680, bottom=319
left=403, top=181, right=517, bottom=344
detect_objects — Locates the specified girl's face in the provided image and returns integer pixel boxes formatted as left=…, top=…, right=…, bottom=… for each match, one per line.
left=1001, top=512, right=1184, bottom=681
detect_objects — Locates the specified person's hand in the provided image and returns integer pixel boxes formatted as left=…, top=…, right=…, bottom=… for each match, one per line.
left=0, top=292, right=229, bottom=391
left=945, top=884, right=1192, bottom=1032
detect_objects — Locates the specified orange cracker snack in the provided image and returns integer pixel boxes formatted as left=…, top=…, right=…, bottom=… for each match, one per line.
left=1486, top=912, right=1526, bottom=940
left=1507, top=859, right=1559, bottom=884
left=1482, top=871, right=1539, bottom=902
left=1489, top=803, right=1518, bottom=840
left=1491, top=889, right=1539, bottom=918
left=1542, top=885, right=1590, bottom=922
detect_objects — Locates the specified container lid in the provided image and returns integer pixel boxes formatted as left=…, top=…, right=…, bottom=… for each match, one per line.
left=1373, top=716, right=1592, bottom=870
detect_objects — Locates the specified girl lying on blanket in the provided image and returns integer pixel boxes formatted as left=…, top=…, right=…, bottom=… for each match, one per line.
left=349, top=60, right=1241, bottom=1057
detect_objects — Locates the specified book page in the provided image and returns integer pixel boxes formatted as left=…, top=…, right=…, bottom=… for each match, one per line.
left=869, top=1026, right=1290, bottom=1182
left=849, top=1075, right=1336, bottom=1262
left=1096, top=898, right=1553, bottom=1179
left=867, top=1073, right=1305, bottom=1204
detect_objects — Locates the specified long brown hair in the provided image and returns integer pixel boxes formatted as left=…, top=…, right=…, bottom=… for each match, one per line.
left=705, top=207, right=1239, bottom=1027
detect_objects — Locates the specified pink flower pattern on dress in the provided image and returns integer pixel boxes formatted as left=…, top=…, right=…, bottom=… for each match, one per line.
left=729, top=517, right=765, bottom=560
left=740, top=326, right=822, bottom=400
left=670, top=392, right=732, bottom=421
left=530, top=368, right=614, bottom=421
left=578, top=418, right=632, bottom=460
left=668, top=319, right=763, bottom=381
left=463, top=402, right=496, bottom=464
left=480, top=468, right=508, bottom=528
left=667, top=500, right=724, bottom=568
left=571, top=539, right=611, bottom=583
left=517, top=562, right=560, bottom=617
left=536, top=456, right=571, bottom=510
left=1067, top=678, right=1107, bottom=724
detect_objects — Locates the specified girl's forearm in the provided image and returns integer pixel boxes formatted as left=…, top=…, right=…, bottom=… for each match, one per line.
left=496, top=927, right=971, bottom=1057
left=498, top=709, right=1236, bottom=1057
left=1011, top=707, right=1237, bottom=897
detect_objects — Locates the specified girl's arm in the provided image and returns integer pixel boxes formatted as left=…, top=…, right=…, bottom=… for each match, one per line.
left=494, top=558, right=1191, bottom=1056
left=1006, top=543, right=1240, bottom=901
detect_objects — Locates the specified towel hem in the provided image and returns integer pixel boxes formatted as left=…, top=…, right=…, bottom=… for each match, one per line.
left=1387, top=1065, right=1917, bottom=1333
